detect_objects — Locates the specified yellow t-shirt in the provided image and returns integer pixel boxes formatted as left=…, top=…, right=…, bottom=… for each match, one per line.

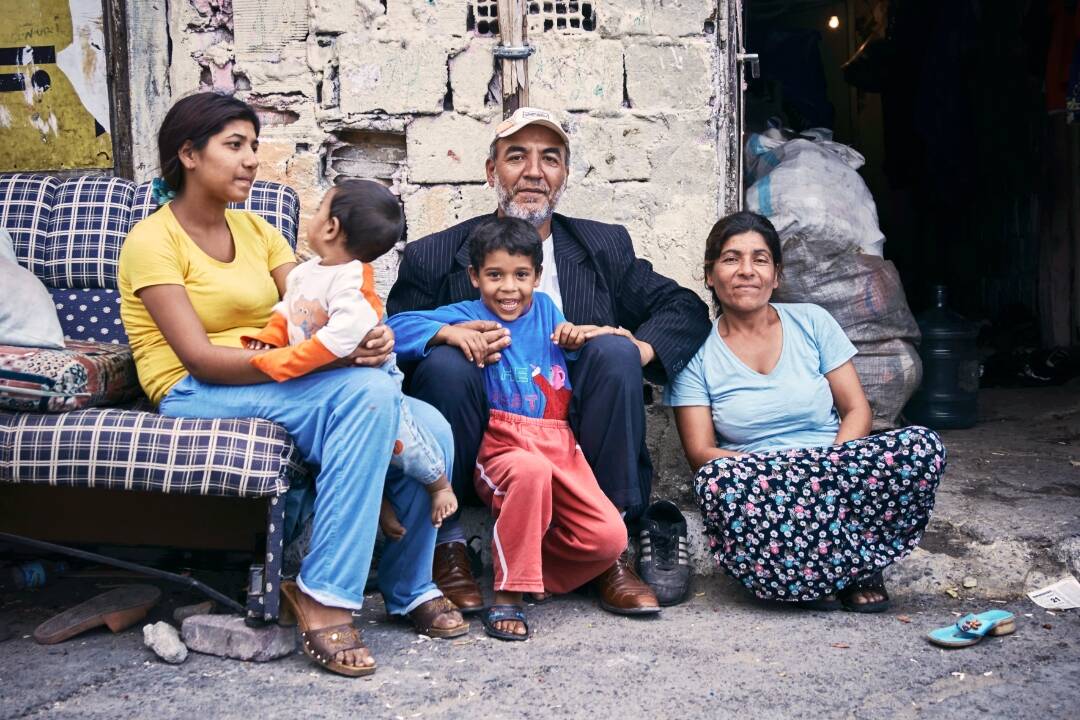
left=118, top=206, right=296, bottom=404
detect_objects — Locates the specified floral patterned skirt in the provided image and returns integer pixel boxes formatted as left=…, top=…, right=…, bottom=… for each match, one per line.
left=694, top=426, right=946, bottom=602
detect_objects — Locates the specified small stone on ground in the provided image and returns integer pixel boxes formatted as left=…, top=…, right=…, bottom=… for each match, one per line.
left=142, top=621, right=187, bottom=664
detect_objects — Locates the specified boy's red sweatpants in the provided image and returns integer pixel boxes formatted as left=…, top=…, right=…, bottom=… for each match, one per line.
left=474, top=410, right=627, bottom=594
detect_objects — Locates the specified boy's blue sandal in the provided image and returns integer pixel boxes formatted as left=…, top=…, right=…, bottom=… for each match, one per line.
left=482, top=604, right=530, bottom=641
left=927, top=610, right=1016, bottom=648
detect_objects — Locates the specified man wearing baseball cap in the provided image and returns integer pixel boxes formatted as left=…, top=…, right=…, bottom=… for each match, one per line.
left=388, top=107, right=711, bottom=615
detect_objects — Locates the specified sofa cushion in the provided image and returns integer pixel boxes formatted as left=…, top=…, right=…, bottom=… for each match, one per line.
left=0, top=259, right=65, bottom=349
left=0, top=340, right=140, bottom=412
left=50, top=288, right=127, bottom=344
left=0, top=408, right=305, bottom=497
left=130, top=180, right=300, bottom=247
left=43, top=176, right=135, bottom=289
left=0, top=174, right=59, bottom=275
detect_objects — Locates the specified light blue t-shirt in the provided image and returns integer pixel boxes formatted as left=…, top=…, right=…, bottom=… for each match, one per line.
left=664, top=303, right=857, bottom=454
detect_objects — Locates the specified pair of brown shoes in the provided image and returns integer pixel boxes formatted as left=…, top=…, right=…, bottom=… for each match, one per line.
left=433, top=542, right=660, bottom=615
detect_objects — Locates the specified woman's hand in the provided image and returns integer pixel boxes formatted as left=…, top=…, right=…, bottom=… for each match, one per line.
left=433, top=324, right=490, bottom=367
left=339, top=324, right=394, bottom=368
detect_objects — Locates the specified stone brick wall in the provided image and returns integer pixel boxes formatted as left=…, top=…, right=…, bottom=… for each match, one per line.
left=126, top=0, right=736, bottom=504
left=128, top=0, right=728, bottom=299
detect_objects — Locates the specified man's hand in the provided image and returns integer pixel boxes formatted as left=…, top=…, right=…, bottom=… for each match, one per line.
left=453, top=320, right=511, bottom=365
left=339, top=324, right=394, bottom=368
left=434, top=324, right=490, bottom=367
left=579, top=325, right=656, bottom=367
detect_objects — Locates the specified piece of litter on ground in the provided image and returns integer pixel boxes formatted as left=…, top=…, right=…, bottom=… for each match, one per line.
left=1024, top=613, right=1034, bottom=617
left=910, top=658, right=919, bottom=664
left=1027, top=575, right=1080, bottom=610
left=945, top=587, right=960, bottom=599
left=951, top=672, right=966, bottom=680
left=1046, top=610, right=1058, bottom=616
left=988, top=599, right=1007, bottom=604
left=983, top=671, right=993, bottom=677
left=695, top=592, right=706, bottom=597
left=897, top=615, right=912, bottom=624
left=951, top=611, right=963, bottom=617
left=963, top=577, right=978, bottom=589
left=1043, top=623, right=1053, bottom=630
left=830, top=642, right=850, bottom=649
left=1071, top=460, right=1080, bottom=467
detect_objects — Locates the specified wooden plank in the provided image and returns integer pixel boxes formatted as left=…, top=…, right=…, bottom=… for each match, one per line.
left=497, top=0, right=529, bottom=116
left=124, top=1, right=171, bottom=183
left=104, top=0, right=133, bottom=179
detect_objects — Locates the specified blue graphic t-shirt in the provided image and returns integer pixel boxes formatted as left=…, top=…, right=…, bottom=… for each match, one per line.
left=389, top=292, right=575, bottom=420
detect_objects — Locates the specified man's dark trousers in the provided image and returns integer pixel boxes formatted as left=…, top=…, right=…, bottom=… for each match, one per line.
left=408, top=335, right=651, bottom=519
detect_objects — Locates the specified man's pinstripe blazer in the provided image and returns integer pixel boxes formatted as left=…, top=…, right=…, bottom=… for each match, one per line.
left=386, top=212, right=712, bottom=384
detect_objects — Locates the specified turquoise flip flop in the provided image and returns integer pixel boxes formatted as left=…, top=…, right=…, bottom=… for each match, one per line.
left=926, top=610, right=1016, bottom=648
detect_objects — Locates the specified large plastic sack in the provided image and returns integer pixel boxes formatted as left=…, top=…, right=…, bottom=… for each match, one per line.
left=851, top=339, right=923, bottom=431
left=773, top=236, right=919, bottom=344
left=771, top=234, right=922, bottom=429
left=746, top=129, right=885, bottom=257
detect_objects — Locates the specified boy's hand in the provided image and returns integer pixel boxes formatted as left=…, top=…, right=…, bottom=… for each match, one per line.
left=436, top=325, right=489, bottom=367
left=551, top=322, right=587, bottom=350
left=244, top=338, right=272, bottom=350
left=579, top=325, right=656, bottom=367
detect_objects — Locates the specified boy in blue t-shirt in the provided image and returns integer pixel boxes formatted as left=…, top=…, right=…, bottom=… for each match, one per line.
left=388, top=217, right=628, bottom=641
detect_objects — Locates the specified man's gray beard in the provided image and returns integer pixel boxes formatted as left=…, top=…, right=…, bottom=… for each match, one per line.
left=495, top=180, right=565, bottom=228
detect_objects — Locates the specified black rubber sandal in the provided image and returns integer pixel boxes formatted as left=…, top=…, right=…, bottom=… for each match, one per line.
left=839, top=572, right=891, bottom=613
left=795, top=594, right=842, bottom=611
left=482, top=604, right=530, bottom=641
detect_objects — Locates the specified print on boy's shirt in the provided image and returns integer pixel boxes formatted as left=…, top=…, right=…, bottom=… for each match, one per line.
left=532, top=364, right=571, bottom=420
left=487, top=364, right=571, bottom=418
left=289, top=296, right=329, bottom=339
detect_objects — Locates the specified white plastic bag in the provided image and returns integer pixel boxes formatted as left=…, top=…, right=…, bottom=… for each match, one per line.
left=746, top=129, right=885, bottom=257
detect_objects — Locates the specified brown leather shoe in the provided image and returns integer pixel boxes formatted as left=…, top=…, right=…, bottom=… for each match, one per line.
left=433, top=542, right=484, bottom=613
left=594, top=550, right=661, bottom=615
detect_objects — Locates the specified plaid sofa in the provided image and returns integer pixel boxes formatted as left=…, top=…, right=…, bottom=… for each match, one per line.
left=0, top=174, right=308, bottom=623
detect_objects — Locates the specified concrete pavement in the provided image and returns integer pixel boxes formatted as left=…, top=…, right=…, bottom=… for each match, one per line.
left=2, top=383, right=1079, bottom=718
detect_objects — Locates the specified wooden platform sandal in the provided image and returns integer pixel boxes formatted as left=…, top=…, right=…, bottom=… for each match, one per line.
left=280, top=581, right=376, bottom=678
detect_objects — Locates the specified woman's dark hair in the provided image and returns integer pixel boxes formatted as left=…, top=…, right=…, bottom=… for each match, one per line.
left=703, top=211, right=783, bottom=314
left=330, top=179, right=404, bottom=263
left=157, top=92, right=261, bottom=195
left=467, top=216, right=542, bottom=272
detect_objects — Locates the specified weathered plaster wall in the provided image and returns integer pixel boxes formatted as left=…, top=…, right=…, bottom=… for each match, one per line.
left=128, top=0, right=726, bottom=295
left=127, top=0, right=735, bottom=501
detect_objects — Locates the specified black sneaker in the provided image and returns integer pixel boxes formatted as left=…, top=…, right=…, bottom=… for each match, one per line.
left=636, top=500, right=691, bottom=606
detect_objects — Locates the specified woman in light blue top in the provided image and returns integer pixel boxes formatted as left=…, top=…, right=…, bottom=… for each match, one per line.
left=667, top=211, right=945, bottom=611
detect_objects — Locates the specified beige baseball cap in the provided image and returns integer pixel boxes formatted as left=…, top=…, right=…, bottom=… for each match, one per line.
left=492, top=107, right=570, bottom=148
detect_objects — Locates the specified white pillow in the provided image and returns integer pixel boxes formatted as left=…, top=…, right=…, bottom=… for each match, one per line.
left=0, top=228, right=65, bottom=349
